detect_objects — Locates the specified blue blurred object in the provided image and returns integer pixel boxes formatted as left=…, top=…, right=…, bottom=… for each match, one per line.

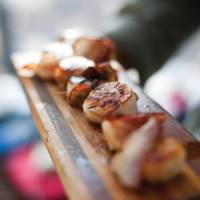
left=0, top=113, right=39, bottom=156
left=0, top=74, right=39, bottom=156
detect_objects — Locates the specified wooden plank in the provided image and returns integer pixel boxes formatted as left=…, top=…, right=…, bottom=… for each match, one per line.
left=13, top=53, right=200, bottom=200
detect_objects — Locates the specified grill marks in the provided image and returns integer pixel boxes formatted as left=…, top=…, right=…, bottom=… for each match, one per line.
left=87, top=82, right=132, bottom=110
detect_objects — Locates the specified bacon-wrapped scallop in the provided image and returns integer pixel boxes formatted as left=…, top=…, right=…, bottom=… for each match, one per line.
left=34, top=42, right=73, bottom=80
left=54, top=56, right=95, bottom=90
left=73, top=37, right=116, bottom=63
left=66, top=76, right=93, bottom=107
left=82, top=62, right=118, bottom=82
left=111, top=119, right=186, bottom=188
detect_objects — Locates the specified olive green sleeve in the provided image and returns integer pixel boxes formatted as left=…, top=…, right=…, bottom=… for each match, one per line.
left=104, top=0, right=200, bottom=83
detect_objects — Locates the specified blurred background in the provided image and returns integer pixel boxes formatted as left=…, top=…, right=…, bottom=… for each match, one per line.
left=0, top=0, right=200, bottom=199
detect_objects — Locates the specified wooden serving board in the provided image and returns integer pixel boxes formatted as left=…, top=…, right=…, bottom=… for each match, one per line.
left=12, top=53, right=200, bottom=200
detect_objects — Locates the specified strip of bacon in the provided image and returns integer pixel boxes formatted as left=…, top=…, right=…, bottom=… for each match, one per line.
left=102, top=113, right=165, bottom=150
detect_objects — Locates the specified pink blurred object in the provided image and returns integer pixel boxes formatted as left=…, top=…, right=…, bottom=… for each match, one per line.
left=169, top=92, right=188, bottom=118
left=5, top=145, right=66, bottom=200
left=145, top=29, right=200, bottom=118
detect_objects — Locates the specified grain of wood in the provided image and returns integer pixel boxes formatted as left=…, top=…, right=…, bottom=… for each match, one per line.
left=12, top=53, right=200, bottom=200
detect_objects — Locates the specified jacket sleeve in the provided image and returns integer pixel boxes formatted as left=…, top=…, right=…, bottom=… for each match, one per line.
left=104, top=0, right=200, bottom=83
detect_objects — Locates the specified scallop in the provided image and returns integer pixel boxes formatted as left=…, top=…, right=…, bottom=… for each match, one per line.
left=83, top=82, right=138, bottom=123
left=143, top=137, right=186, bottom=183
